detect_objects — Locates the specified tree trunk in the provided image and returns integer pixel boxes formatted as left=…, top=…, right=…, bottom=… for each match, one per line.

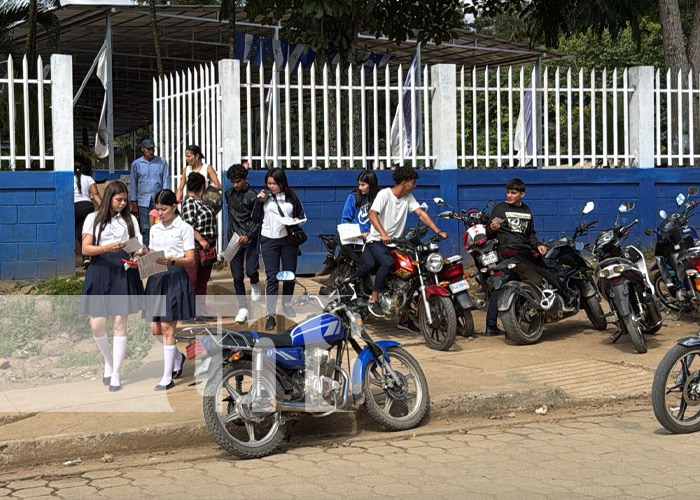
left=149, top=0, right=164, bottom=78
left=25, top=0, right=37, bottom=73
left=658, top=0, right=690, bottom=72
left=688, top=0, right=700, bottom=74
left=228, top=1, right=236, bottom=59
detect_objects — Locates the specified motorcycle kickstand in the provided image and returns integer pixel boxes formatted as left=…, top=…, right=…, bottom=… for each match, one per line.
left=609, top=328, right=623, bottom=344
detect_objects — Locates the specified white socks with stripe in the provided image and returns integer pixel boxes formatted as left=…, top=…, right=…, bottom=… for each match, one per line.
left=111, top=336, right=127, bottom=387
left=159, top=345, right=177, bottom=387
left=93, top=335, right=113, bottom=378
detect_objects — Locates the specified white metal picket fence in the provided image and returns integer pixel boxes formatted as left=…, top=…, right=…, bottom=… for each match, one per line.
left=153, top=62, right=224, bottom=248
left=458, top=65, right=634, bottom=168
left=654, top=68, right=700, bottom=166
left=0, top=55, right=53, bottom=170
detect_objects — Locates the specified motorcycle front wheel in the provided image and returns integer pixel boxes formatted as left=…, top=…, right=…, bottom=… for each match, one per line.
left=583, top=294, right=607, bottom=331
left=500, top=288, right=544, bottom=345
left=418, top=295, right=457, bottom=351
left=652, top=344, right=700, bottom=434
left=621, top=314, right=647, bottom=354
left=363, top=346, right=429, bottom=431
left=653, top=272, right=682, bottom=312
left=203, top=361, right=287, bottom=459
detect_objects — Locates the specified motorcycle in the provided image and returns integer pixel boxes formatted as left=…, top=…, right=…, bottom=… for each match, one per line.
left=592, top=202, right=663, bottom=354
left=188, top=272, right=429, bottom=459
left=493, top=201, right=607, bottom=345
left=645, top=186, right=700, bottom=313
left=652, top=333, right=700, bottom=434
left=432, top=197, right=499, bottom=301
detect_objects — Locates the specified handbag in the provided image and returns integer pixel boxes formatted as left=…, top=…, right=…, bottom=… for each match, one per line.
left=272, top=196, right=307, bottom=246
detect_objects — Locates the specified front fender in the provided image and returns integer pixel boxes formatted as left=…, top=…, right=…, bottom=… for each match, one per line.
left=423, top=285, right=451, bottom=299
left=676, top=336, right=700, bottom=347
left=497, top=282, right=539, bottom=312
left=577, top=279, right=598, bottom=298
left=454, top=291, right=476, bottom=311
left=351, top=340, right=400, bottom=401
left=609, top=281, right=631, bottom=317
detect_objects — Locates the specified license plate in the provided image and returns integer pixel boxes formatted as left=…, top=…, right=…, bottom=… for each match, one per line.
left=481, top=251, right=498, bottom=265
left=450, top=280, right=469, bottom=293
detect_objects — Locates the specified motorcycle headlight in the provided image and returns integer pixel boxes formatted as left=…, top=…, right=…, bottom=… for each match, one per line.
left=425, top=253, right=444, bottom=273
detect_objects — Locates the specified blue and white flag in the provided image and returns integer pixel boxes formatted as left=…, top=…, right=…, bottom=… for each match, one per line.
left=390, top=55, right=420, bottom=158
left=514, top=90, right=534, bottom=166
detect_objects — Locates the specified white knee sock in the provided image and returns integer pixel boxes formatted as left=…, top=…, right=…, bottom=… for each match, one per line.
left=93, top=335, right=113, bottom=378
left=173, top=346, right=183, bottom=372
left=159, top=345, right=177, bottom=386
left=110, top=336, right=127, bottom=387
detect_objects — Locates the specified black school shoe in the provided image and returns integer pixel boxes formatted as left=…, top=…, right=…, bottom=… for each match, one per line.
left=172, top=352, right=186, bottom=380
left=485, top=326, right=505, bottom=336
left=154, top=381, right=175, bottom=391
left=265, top=315, right=276, bottom=330
left=397, top=319, right=421, bottom=334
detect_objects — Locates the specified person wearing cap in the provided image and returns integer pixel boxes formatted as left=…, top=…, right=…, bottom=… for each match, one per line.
left=130, top=139, right=170, bottom=247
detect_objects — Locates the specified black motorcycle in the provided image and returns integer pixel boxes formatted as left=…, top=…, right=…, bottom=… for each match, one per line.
left=493, top=201, right=607, bottom=345
left=593, top=202, right=663, bottom=354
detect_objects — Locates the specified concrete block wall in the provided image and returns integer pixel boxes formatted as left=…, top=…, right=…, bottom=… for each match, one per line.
left=0, top=172, right=74, bottom=281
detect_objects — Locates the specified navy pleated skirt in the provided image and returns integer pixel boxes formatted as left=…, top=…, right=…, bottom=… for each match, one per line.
left=80, top=251, right=144, bottom=317
left=143, top=265, right=196, bottom=322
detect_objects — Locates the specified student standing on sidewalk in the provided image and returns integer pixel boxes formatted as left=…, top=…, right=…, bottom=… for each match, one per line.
left=175, top=144, right=221, bottom=201
left=252, top=168, right=306, bottom=331
left=143, top=189, right=196, bottom=391
left=180, top=172, right=218, bottom=321
left=224, top=164, right=262, bottom=323
left=80, top=181, right=144, bottom=392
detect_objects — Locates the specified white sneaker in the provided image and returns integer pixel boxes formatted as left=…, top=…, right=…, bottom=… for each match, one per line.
left=251, top=283, right=262, bottom=302
left=235, top=308, right=249, bottom=323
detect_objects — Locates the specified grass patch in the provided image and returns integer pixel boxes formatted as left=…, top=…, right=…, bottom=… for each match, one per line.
left=56, top=351, right=101, bottom=368
left=0, top=338, right=18, bottom=358
left=33, top=277, right=83, bottom=295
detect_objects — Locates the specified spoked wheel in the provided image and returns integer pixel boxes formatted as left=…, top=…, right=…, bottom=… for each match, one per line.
left=653, top=272, right=682, bottom=312
left=418, top=295, right=457, bottom=351
left=500, top=288, right=544, bottom=345
left=652, top=344, right=700, bottom=434
left=203, top=361, right=287, bottom=459
left=456, top=308, right=475, bottom=337
left=363, top=346, right=429, bottom=431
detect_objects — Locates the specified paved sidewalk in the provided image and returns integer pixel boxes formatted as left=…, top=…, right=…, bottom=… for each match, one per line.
left=0, top=269, right=697, bottom=467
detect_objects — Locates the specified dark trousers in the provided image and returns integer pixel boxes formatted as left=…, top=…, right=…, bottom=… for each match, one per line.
left=350, top=241, right=394, bottom=293
left=486, top=270, right=512, bottom=328
left=261, top=236, right=298, bottom=315
left=185, top=251, right=214, bottom=298
left=230, top=237, right=260, bottom=308
left=74, top=201, right=94, bottom=253
left=138, top=206, right=151, bottom=247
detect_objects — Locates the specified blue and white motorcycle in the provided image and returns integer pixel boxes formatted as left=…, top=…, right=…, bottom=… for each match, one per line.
left=195, top=272, right=429, bottom=459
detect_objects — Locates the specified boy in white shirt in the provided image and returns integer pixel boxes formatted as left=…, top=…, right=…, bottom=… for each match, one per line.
left=348, top=166, right=447, bottom=331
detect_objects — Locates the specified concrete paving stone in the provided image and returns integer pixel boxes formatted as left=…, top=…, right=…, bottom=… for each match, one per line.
left=5, top=481, right=46, bottom=491
left=128, top=477, right=173, bottom=489
left=82, top=470, right=124, bottom=480
left=372, top=483, right=423, bottom=497
left=292, top=452, right=329, bottom=463
left=95, top=486, right=145, bottom=499
left=119, top=468, right=164, bottom=479
left=621, top=483, right=675, bottom=499
left=46, top=478, right=88, bottom=489
left=285, top=446, right=323, bottom=456
left=486, top=433, right=527, bottom=443
left=365, top=446, right=402, bottom=457
left=248, top=467, right=290, bottom=479
left=0, top=488, right=11, bottom=497
left=262, top=483, right=326, bottom=497
left=154, top=461, right=193, bottom=471
left=570, top=484, right=624, bottom=498
left=639, top=473, right=695, bottom=488
left=88, top=477, right=131, bottom=489
left=10, top=488, right=54, bottom=499
left=162, top=467, right=204, bottom=479
left=487, top=491, right=549, bottom=500
left=324, top=446, right=367, bottom=456
left=54, top=485, right=98, bottom=499
left=399, top=445, right=444, bottom=457
left=422, top=439, right=466, bottom=449
left=590, top=474, right=642, bottom=487
left=423, top=452, right=466, bottom=465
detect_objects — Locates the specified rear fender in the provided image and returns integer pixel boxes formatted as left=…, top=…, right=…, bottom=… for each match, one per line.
left=676, top=336, right=700, bottom=347
left=351, top=340, right=400, bottom=402
left=609, top=281, right=631, bottom=317
left=454, top=291, right=476, bottom=311
left=497, top=282, right=540, bottom=312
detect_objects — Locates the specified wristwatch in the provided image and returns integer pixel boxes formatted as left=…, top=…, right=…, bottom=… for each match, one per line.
left=170, top=258, right=176, bottom=266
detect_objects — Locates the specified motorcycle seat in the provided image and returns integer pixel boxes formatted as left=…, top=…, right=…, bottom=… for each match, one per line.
left=542, top=258, right=559, bottom=269
left=226, top=330, right=296, bottom=348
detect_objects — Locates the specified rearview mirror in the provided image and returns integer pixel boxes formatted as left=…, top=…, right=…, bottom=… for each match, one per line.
left=677, top=193, right=686, bottom=206
left=582, top=201, right=595, bottom=214
left=689, top=186, right=699, bottom=197
left=433, top=197, right=446, bottom=206
left=276, top=271, right=296, bottom=282
left=575, top=241, right=584, bottom=251
left=659, top=210, right=668, bottom=219
left=619, top=202, right=635, bottom=213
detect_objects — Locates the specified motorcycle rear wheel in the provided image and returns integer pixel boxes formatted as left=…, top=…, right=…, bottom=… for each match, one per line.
left=641, top=297, right=663, bottom=335
left=456, top=308, right=475, bottom=337
left=621, top=314, right=647, bottom=354
left=583, top=295, right=607, bottom=331
left=653, top=272, right=682, bottom=312
left=652, top=344, right=700, bottom=434
left=203, top=361, right=287, bottom=459
left=500, top=288, right=544, bottom=345
left=363, top=346, right=429, bottom=431
left=418, top=295, right=457, bottom=351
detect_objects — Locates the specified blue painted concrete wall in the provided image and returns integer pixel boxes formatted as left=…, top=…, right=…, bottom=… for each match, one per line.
left=242, top=168, right=700, bottom=275
left=0, top=171, right=74, bottom=280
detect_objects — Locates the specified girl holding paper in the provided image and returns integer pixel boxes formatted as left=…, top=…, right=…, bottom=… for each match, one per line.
left=341, top=169, right=379, bottom=239
left=253, top=168, right=306, bottom=331
left=143, top=189, right=196, bottom=391
left=80, top=181, right=144, bottom=393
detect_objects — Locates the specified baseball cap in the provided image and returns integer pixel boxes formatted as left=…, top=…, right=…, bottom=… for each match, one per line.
left=140, top=139, right=156, bottom=149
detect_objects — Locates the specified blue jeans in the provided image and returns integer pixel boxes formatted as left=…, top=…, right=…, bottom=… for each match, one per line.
left=138, top=206, right=151, bottom=247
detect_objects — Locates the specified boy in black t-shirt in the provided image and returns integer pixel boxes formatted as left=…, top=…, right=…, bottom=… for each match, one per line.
left=484, top=178, right=547, bottom=336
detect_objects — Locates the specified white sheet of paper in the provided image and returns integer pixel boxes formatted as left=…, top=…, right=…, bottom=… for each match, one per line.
left=337, top=223, right=364, bottom=245
left=138, top=251, right=167, bottom=280
left=122, top=237, right=143, bottom=254
left=277, top=216, right=307, bottom=226
left=221, top=233, right=241, bottom=263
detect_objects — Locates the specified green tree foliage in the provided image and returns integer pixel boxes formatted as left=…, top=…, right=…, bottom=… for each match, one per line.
left=0, top=0, right=60, bottom=59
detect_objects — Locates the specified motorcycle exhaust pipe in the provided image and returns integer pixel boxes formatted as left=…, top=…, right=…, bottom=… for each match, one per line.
left=475, top=298, right=486, bottom=309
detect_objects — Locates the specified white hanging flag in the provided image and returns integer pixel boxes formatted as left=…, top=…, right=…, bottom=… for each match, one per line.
left=390, top=55, right=420, bottom=159
left=94, top=46, right=109, bottom=159
left=514, top=90, right=534, bottom=166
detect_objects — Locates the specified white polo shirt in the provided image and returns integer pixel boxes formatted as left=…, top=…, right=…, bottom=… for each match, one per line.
left=82, top=212, right=142, bottom=246
left=260, top=193, right=294, bottom=239
left=149, top=216, right=195, bottom=258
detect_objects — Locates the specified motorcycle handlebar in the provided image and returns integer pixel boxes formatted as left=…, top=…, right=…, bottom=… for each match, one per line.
left=619, top=219, right=639, bottom=234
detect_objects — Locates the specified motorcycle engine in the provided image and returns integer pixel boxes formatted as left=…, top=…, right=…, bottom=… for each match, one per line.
left=377, top=278, right=411, bottom=318
left=304, top=348, right=340, bottom=406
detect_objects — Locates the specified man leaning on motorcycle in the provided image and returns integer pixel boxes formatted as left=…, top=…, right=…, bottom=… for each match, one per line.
left=345, top=165, right=448, bottom=333
left=485, top=178, right=547, bottom=336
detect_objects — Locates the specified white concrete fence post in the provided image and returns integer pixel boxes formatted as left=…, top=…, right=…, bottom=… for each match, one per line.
left=219, top=59, right=242, bottom=167
left=50, top=54, right=74, bottom=171
left=430, top=64, right=458, bottom=170
left=629, top=66, right=655, bottom=168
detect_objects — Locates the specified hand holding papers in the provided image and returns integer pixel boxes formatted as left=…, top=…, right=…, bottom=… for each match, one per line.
left=337, top=223, right=364, bottom=246
left=137, top=251, right=167, bottom=280
left=277, top=216, right=308, bottom=226
left=221, top=233, right=241, bottom=263
left=122, top=236, right=143, bottom=254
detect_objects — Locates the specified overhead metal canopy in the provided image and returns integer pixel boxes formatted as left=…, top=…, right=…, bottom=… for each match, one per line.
left=9, top=3, right=566, bottom=137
